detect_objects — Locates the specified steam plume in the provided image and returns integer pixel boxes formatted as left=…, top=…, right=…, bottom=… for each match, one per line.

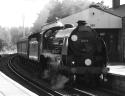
left=32, top=0, right=91, bottom=32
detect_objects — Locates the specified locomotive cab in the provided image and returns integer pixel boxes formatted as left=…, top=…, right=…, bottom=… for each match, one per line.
left=39, top=24, right=74, bottom=73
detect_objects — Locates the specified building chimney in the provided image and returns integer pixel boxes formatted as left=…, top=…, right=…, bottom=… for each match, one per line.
left=112, top=0, right=120, bottom=9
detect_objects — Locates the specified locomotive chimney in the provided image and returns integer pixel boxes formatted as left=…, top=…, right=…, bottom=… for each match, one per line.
left=77, top=20, right=86, bottom=26
left=112, top=0, right=120, bottom=9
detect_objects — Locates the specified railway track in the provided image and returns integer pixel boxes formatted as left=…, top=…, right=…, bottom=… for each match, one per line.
left=8, top=56, right=65, bottom=96
left=7, top=55, right=119, bottom=96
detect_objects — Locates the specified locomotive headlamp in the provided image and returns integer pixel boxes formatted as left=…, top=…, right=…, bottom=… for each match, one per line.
left=85, top=58, right=92, bottom=66
left=72, top=61, right=75, bottom=65
left=71, top=35, right=78, bottom=41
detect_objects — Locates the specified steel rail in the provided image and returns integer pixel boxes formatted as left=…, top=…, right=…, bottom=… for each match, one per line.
left=73, top=88, right=97, bottom=96
left=8, top=55, right=65, bottom=96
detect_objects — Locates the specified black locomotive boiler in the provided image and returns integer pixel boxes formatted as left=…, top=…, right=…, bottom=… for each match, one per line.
left=17, top=20, right=109, bottom=87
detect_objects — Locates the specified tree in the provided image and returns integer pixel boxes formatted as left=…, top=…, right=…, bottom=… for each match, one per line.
left=31, top=8, right=49, bottom=33
left=0, top=26, right=10, bottom=51
left=0, top=38, right=7, bottom=51
left=89, top=1, right=109, bottom=9
left=47, top=0, right=90, bottom=23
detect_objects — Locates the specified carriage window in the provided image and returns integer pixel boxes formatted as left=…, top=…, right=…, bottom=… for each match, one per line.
left=46, top=38, right=63, bottom=54
left=29, top=38, right=38, bottom=60
left=44, top=30, right=52, bottom=38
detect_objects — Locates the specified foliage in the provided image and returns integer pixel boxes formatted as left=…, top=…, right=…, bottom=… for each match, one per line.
left=31, top=8, right=49, bottom=33
left=10, top=27, right=31, bottom=45
left=0, top=25, right=31, bottom=52
left=0, top=26, right=9, bottom=51
left=47, top=0, right=90, bottom=23
left=0, top=38, right=7, bottom=51
left=89, top=1, right=109, bottom=9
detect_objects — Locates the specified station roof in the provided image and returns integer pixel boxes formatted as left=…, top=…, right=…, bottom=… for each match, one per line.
left=92, top=4, right=125, bottom=18
left=107, top=4, right=125, bottom=17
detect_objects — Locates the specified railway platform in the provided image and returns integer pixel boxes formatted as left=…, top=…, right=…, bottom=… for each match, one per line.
left=108, top=62, right=125, bottom=75
left=0, top=71, right=38, bottom=96
left=101, top=62, right=125, bottom=95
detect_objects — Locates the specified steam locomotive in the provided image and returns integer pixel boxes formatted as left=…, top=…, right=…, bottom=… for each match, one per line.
left=17, top=20, right=109, bottom=86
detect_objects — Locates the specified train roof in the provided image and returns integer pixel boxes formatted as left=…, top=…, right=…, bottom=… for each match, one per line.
left=55, top=27, right=75, bottom=38
left=28, top=32, right=40, bottom=40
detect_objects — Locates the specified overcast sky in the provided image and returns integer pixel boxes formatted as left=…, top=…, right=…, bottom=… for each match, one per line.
left=0, top=0, right=124, bottom=28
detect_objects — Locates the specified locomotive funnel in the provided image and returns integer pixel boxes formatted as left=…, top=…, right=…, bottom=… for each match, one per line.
left=77, top=20, right=87, bottom=26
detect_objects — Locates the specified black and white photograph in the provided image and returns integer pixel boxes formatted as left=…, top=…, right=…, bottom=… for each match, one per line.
left=0, top=0, right=125, bottom=95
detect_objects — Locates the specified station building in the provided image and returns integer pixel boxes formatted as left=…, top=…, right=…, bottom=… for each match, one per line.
left=55, top=0, right=125, bottom=62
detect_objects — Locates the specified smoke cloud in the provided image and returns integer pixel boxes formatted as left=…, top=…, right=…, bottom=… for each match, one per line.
left=32, top=0, right=92, bottom=33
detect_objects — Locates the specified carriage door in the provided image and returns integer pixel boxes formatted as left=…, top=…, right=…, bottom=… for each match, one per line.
left=29, top=38, right=39, bottom=61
